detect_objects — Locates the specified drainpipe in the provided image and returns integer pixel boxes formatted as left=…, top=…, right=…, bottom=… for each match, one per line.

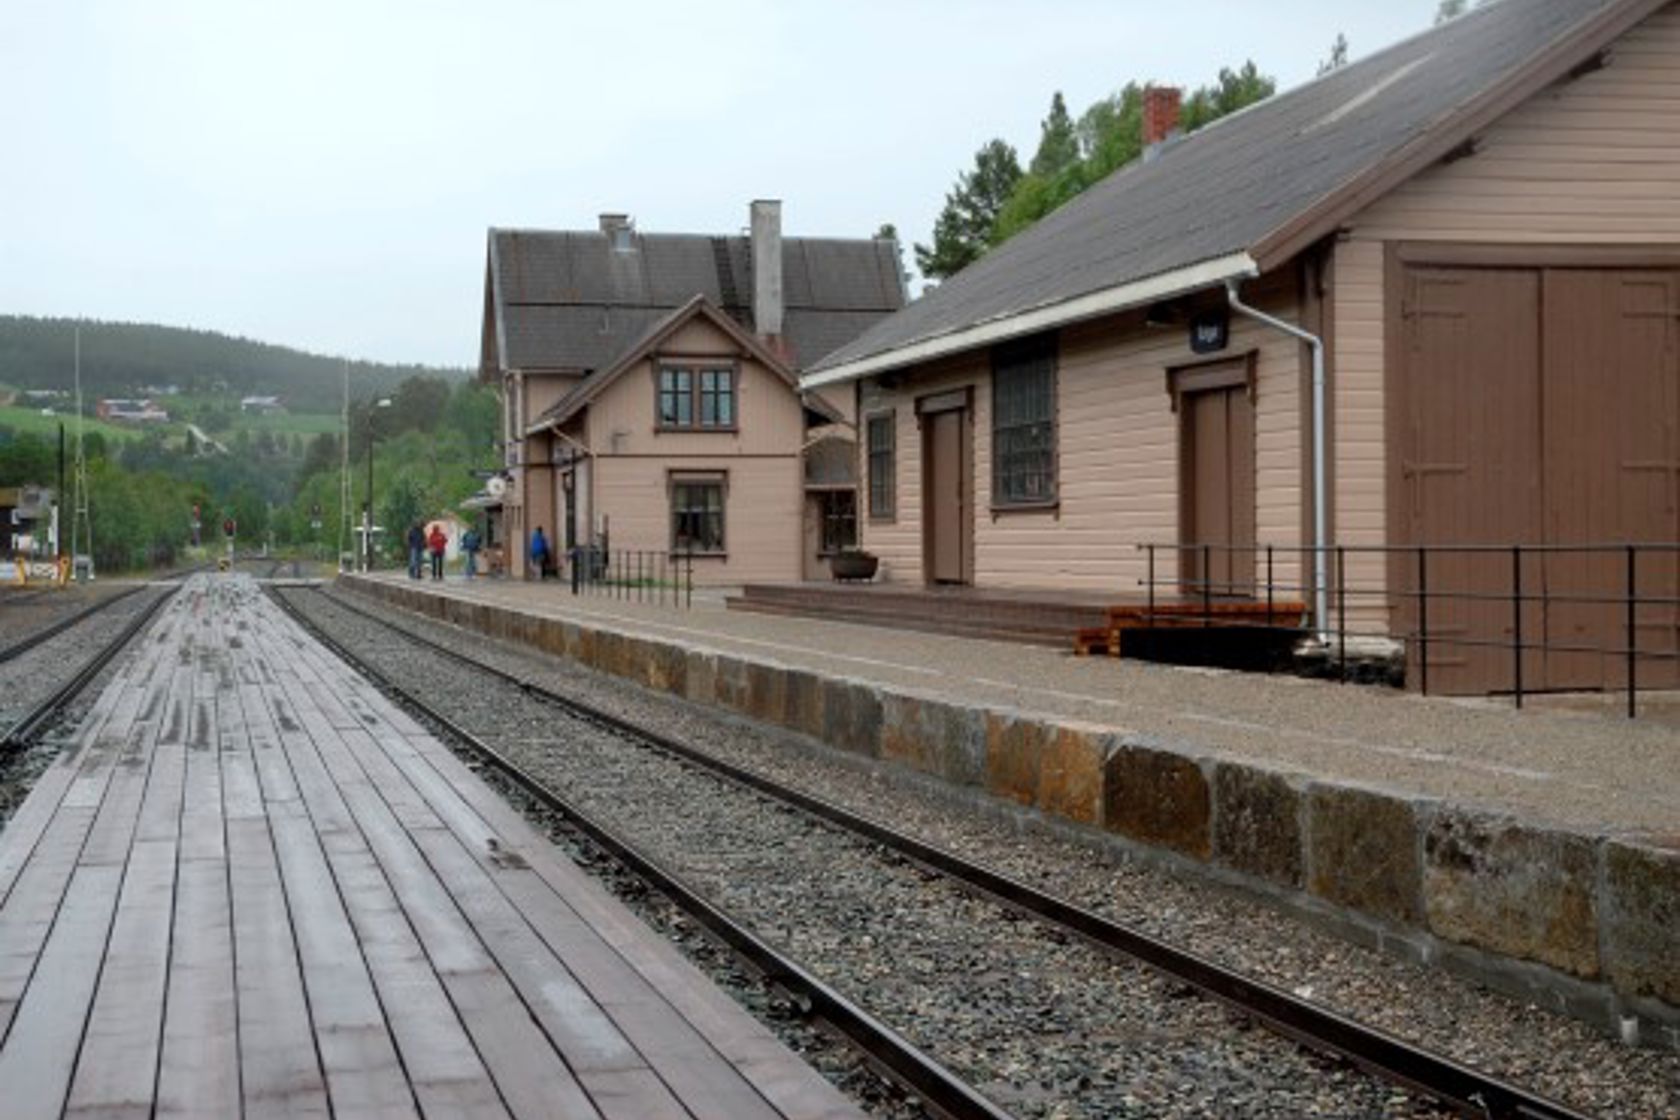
left=1225, top=280, right=1330, bottom=641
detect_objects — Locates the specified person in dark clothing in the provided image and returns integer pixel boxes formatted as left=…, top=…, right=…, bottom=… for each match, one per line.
left=427, top=523, right=448, bottom=580
left=529, top=526, right=549, bottom=581
left=461, top=526, right=482, bottom=579
left=406, top=523, right=425, bottom=580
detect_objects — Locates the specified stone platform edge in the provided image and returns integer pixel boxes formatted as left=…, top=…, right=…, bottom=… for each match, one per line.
left=339, top=576, right=1680, bottom=1048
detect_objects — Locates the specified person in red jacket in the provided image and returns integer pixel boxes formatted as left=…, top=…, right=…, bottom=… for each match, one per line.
left=427, top=523, right=448, bottom=580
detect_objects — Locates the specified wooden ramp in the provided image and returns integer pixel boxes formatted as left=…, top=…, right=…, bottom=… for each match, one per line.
left=0, top=575, right=860, bottom=1120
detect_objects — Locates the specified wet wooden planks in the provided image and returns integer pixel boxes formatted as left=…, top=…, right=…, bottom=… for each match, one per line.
left=0, top=576, right=862, bottom=1120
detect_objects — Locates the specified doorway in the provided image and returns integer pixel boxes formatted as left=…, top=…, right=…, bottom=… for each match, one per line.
left=919, top=390, right=971, bottom=585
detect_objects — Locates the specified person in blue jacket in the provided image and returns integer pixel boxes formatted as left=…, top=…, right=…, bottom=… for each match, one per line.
left=529, top=526, right=549, bottom=581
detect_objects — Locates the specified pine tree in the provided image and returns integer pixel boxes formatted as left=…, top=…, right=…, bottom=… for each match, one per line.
left=1318, top=33, right=1349, bottom=77
left=1028, top=92, right=1079, bottom=179
left=913, top=140, right=1024, bottom=280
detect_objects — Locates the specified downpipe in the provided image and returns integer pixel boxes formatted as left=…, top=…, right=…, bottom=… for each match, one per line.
left=1225, top=280, right=1330, bottom=641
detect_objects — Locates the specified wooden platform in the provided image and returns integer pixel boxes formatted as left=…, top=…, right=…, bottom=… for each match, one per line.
left=728, top=581, right=1308, bottom=655
left=0, top=575, right=861, bottom=1120
left=727, top=582, right=1115, bottom=646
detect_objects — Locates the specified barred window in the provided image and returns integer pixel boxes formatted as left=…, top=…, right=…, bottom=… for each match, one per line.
left=818, top=490, right=858, bottom=554
left=866, top=413, right=895, bottom=519
left=991, top=337, right=1057, bottom=506
left=671, top=477, right=725, bottom=553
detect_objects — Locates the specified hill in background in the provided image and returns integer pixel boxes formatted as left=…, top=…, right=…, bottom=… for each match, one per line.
left=0, top=315, right=469, bottom=412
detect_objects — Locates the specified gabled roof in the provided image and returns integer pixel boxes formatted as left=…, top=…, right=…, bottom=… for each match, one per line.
left=804, top=0, right=1665, bottom=387
left=525, top=296, right=801, bottom=434
left=485, top=227, right=904, bottom=377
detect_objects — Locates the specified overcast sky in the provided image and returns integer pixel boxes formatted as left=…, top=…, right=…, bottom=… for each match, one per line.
left=2, top=1, right=1444, bottom=369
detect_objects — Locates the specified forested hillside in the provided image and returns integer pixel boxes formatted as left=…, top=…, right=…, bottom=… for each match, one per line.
left=0, top=316, right=467, bottom=411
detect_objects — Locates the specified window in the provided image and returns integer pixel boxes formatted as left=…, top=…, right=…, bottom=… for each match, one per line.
left=658, top=365, right=734, bottom=430
left=991, top=336, right=1057, bottom=506
left=866, top=412, right=895, bottom=519
left=671, top=475, right=725, bottom=553
left=818, top=491, right=858, bottom=554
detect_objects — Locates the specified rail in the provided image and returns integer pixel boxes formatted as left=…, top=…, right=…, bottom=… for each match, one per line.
left=1136, top=541, right=1680, bottom=718
left=270, top=587, right=1013, bottom=1120
left=0, top=584, right=148, bottom=665
left=294, top=583, right=1591, bottom=1120
left=1, top=586, right=179, bottom=749
left=567, top=546, right=695, bottom=609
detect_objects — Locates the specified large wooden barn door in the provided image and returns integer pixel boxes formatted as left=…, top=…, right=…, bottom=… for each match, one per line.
left=1541, top=270, right=1680, bottom=690
left=1179, top=378, right=1256, bottom=596
left=1399, top=268, right=1544, bottom=694
left=1399, top=265, right=1680, bottom=694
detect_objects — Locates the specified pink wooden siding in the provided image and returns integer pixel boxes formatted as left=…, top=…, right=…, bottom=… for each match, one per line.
left=859, top=286, right=1306, bottom=594
left=1333, top=3, right=1680, bottom=628
left=579, top=315, right=807, bottom=584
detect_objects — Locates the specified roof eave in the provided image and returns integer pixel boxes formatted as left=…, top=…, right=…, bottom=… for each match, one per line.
left=1251, top=0, right=1667, bottom=273
left=799, top=251, right=1260, bottom=390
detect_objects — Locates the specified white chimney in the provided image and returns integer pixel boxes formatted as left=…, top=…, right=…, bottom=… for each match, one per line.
left=599, top=212, right=634, bottom=251
left=750, top=199, right=783, bottom=340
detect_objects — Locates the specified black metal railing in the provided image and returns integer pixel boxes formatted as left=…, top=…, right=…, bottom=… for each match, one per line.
left=567, top=546, right=695, bottom=610
left=1134, top=542, right=1680, bottom=719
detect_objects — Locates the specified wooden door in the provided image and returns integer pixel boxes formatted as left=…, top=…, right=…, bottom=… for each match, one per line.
left=1179, top=384, right=1256, bottom=596
left=924, top=407, right=969, bottom=584
left=1541, top=270, right=1680, bottom=690
left=1398, top=267, right=1545, bottom=694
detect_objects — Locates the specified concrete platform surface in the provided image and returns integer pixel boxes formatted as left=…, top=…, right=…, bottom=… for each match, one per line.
left=362, top=574, right=1677, bottom=838
left=0, top=575, right=860, bottom=1120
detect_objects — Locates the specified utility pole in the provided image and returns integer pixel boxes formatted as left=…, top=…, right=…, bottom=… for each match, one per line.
left=69, top=325, right=93, bottom=581
left=337, top=361, right=353, bottom=571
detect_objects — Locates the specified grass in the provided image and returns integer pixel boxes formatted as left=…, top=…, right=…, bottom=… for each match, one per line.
left=0, top=404, right=155, bottom=443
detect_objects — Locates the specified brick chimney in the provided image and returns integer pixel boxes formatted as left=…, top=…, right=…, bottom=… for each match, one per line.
left=1142, top=85, right=1182, bottom=153
left=750, top=199, right=784, bottom=343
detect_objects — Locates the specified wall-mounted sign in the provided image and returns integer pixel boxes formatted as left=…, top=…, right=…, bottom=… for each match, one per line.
left=1189, top=310, right=1230, bottom=354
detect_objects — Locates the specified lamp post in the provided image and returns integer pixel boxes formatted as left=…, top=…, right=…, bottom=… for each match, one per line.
left=362, top=397, right=392, bottom=572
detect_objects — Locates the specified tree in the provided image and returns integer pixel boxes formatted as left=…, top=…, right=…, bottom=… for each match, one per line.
left=1181, top=62, right=1276, bottom=132
left=874, top=223, right=911, bottom=296
left=913, top=139, right=1023, bottom=280
left=1028, top=92, right=1079, bottom=179
left=1318, top=33, right=1349, bottom=77
left=1435, top=0, right=1468, bottom=22
left=988, top=63, right=1276, bottom=248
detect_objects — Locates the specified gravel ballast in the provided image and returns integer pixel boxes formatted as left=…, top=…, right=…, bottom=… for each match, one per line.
left=285, top=587, right=1488, bottom=1119
left=0, top=586, right=173, bottom=833
left=317, top=583, right=1680, bottom=1119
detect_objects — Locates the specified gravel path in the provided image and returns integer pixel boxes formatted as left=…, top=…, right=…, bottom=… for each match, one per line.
left=0, top=586, right=173, bottom=833
left=320, top=583, right=1680, bottom=1119
left=285, top=586, right=1470, bottom=1120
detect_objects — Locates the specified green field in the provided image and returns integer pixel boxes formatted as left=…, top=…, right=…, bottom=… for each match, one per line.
left=0, top=400, right=343, bottom=445
left=0, top=404, right=156, bottom=443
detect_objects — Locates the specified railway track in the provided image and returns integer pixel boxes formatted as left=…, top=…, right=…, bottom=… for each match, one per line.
left=0, top=584, right=179, bottom=750
left=0, top=584, right=148, bottom=665
left=276, top=585, right=1593, bottom=1120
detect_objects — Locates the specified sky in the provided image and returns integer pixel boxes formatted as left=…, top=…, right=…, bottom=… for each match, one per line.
left=2, top=1, right=1445, bottom=369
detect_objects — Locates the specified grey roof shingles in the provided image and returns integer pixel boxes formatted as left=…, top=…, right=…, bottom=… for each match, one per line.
left=489, top=228, right=903, bottom=375
left=808, top=0, right=1652, bottom=377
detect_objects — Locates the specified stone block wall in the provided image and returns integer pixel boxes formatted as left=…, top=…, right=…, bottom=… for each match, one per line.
left=340, top=577, right=1680, bottom=1046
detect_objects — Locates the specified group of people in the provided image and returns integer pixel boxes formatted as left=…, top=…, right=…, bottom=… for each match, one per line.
left=407, top=520, right=483, bottom=581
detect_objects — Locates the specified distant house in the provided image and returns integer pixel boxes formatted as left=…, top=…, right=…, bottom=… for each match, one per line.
left=240, top=395, right=285, bottom=414
left=801, top=0, right=1680, bottom=695
left=96, top=398, right=170, bottom=423
left=1, top=485, right=55, bottom=557
left=480, top=201, right=905, bottom=582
